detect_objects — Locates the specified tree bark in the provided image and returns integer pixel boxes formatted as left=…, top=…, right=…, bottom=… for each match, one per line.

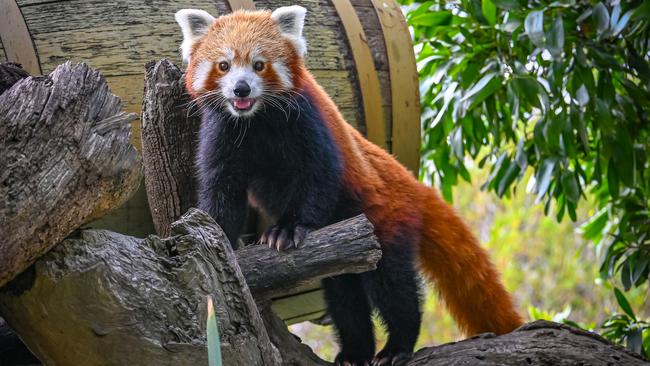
left=140, top=59, right=201, bottom=238
left=408, top=320, right=648, bottom=366
left=0, top=210, right=382, bottom=366
left=0, top=61, right=141, bottom=288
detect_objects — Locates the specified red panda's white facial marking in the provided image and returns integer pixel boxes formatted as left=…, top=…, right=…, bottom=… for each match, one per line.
left=175, top=6, right=308, bottom=119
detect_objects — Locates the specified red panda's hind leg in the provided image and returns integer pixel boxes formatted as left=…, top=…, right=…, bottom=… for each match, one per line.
left=363, top=244, right=421, bottom=366
left=323, top=274, right=375, bottom=365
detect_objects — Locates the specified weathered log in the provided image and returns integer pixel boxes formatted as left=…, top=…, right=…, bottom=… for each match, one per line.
left=141, top=59, right=201, bottom=238
left=0, top=210, right=380, bottom=365
left=0, top=62, right=30, bottom=95
left=0, top=61, right=141, bottom=288
left=407, top=320, right=649, bottom=366
left=237, top=214, right=382, bottom=303
left=0, top=209, right=281, bottom=366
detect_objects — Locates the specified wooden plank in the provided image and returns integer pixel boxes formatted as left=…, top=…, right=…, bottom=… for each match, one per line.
left=104, top=74, right=144, bottom=148
left=333, top=0, right=387, bottom=149
left=271, top=288, right=327, bottom=325
left=0, top=0, right=42, bottom=74
left=370, top=0, right=421, bottom=174
left=20, top=0, right=221, bottom=35
left=225, top=0, right=255, bottom=10
left=32, top=24, right=346, bottom=76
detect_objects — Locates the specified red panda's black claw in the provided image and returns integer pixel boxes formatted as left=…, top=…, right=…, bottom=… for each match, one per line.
left=371, top=351, right=412, bottom=366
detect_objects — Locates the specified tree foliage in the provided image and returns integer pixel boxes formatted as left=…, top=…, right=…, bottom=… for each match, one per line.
left=400, top=0, right=650, bottom=356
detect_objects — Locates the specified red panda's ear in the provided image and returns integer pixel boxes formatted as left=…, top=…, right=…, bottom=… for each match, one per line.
left=271, top=6, right=307, bottom=57
left=175, top=9, right=216, bottom=63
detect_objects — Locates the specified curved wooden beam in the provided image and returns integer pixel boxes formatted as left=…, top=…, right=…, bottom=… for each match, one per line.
left=370, top=0, right=421, bottom=175
left=0, top=0, right=41, bottom=75
left=332, top=0, right=388, bottom=149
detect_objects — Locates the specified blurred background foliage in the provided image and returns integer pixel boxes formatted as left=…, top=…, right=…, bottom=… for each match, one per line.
left=292, top=0, right=650, bottom=361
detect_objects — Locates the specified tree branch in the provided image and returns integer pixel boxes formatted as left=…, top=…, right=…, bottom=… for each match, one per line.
left=237, top=214, right=381, bottom=303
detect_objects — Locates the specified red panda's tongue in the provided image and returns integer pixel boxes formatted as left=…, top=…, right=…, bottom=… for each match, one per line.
left=233, top=98, right=253, bottom=110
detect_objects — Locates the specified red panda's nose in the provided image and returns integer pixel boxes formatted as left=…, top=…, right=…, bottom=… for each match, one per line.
left=233, top=80, right=251, bottom=98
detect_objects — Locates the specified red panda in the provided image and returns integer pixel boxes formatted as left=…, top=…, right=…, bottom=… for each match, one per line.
left=176, top=6, right=523, bottom=366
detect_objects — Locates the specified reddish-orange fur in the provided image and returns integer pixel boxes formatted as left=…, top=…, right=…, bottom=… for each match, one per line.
left=186, top=9, right=523, bottom=337
left=296, top=70, right=523, bottom=336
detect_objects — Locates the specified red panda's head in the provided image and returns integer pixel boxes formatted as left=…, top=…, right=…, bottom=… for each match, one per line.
left=175, top=6, right=307, bottom=118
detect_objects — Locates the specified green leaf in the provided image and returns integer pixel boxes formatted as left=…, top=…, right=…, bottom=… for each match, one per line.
left=408, top=1, right=435, bottom=18
left=207, top=296, right=223, bottom=366
left=607, top=158, right=620, bottom=199
left=632, top=255, right=650, bottom=286
left=462, top=73, right=503, bottom=110
left=410, top=11, right=453, bottom=26
left=576, top=85, right=589, bottom=107
left=612, top=10, right=633, bottom=36
left=621, top=259, right=632, bottom=291
left=561, top=171, right=580, bottom=203
left=546, top=16, right=564, bottom=59
left=512, top=76, right=544, bottom=110
left=525, top=10, right=545, bottom=47
left=614, top=288, right=636, bottom=321
left=535, top=157, right=557, bottom=201
left=592, top=2, right=610, bottom=35
left=581, top=208, right=608, bottom=241
left=628, top=329, right=643, bottom=355
left=497, top=163, right=520, bottom=197
left=482, top=0, right=497, bottom=26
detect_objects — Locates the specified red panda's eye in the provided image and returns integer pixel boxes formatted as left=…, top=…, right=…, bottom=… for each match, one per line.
left=218, top=61, right=230, bottom=72
left=254, top=61, right=265, bottom=72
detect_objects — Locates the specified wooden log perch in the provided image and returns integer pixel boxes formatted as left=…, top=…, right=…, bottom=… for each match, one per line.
left=141, top=59, right=201, bottom=238
left=237, top=214, right=382, bottom=303
left=407, top=320, right=649, bottom=366
left=0, top=209, right=381, bottom=365
left=0, top=61, right=141, bottom=288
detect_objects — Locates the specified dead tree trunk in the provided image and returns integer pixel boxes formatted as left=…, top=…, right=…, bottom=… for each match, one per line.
left=0, top=210, right=381, bottom=366
left=0, top=61, right=141, bottom=288
left=140, top=59, right=201, bottom=238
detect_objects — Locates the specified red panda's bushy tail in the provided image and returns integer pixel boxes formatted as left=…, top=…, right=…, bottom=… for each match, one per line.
left=417, top=186, right=524, bottom=336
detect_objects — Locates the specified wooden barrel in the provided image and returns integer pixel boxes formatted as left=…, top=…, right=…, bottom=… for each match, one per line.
left=0, top=0, right=419, bottom=322
left=0, top=0, right=419, bottom=168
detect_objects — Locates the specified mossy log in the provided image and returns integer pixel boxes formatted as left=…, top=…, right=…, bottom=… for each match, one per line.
left=0, top=61, right=141, bottom=288
left=0, top=210, right=381, bottom=365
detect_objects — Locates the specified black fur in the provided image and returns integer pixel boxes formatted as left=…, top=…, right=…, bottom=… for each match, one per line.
left=196, top=91, right=421, bottom=364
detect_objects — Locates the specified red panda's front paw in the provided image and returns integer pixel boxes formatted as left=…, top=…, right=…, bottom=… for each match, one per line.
left=260, top=224, right=309, bottom=251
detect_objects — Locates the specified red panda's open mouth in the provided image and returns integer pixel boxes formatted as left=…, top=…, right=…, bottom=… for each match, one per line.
left=231, top=98, right=255, bottom=111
